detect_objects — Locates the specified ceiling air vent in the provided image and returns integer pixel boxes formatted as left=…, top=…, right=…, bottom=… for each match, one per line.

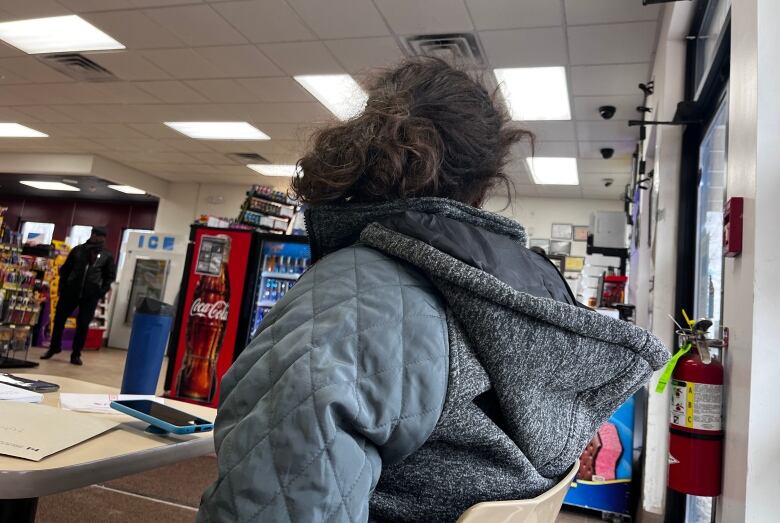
left=37, top=53, right=117, bottom=82
left=402, top=33, right=485, bottom=67
left=227, top=153, right=270, bottom=164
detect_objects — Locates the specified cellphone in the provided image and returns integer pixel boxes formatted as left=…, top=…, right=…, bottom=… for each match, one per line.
left=110, top=400, right=214, bottom=435
left=0, top=373, right=59, bottom=393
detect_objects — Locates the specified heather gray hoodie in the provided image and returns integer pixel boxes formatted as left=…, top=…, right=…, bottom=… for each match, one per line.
left=197, top=198, right=668, bottom=523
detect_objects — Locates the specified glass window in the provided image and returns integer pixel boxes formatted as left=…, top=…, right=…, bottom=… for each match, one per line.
left=66, top=225, right=93, bottom=248
left=693, top=94, right=728, bottom=333
left=117, top=228, right=153, bottom=278
left=20, top=222, right=55, bottom=244
left=695, top=0, right=731, bottom=98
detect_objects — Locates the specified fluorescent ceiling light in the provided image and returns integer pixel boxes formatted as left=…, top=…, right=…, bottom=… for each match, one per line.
left=164, top=122, right=270, bottom=140
left=494, top=67, right=571, bottom=121
left=247, top=164, right=301, bottom=177
left=294, top=75, right=368, bottom=120
left=0, top=123, right=47, bottom=138
left=0, top=15, right=124, bottom=54
left=20, top=180, right=80, bottom=191
left=525, top=157, right=579, bottom=185
left=108, top=184, right=145, bottom=195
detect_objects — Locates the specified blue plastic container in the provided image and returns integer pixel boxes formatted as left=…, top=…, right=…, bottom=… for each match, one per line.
left=121, top=298, right=174, bottom=395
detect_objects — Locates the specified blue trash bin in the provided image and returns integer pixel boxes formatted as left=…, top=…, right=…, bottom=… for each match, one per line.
left=121, top=297, right=174, bottom=395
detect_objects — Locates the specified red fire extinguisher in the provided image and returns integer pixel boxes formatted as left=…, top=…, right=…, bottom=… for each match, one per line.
left=661, top=318, right=724, bottom=496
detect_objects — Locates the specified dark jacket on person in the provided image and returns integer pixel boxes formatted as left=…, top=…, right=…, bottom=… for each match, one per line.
left=59, top=241, right=116, bottom=300
left=197, top=198, right=668, bottom=523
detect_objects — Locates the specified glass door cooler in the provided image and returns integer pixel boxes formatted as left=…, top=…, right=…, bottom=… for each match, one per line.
left=164, top=225, right=310, bottom=408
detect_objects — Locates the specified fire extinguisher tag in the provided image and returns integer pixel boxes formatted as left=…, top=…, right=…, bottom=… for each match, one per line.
left=655, top=343, right=691, bottom=393
left=670, top=379, right=722, bottom=431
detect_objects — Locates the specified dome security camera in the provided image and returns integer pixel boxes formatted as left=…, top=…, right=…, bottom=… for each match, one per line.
left=603, top=178, right=615, bottom=188
left=598, top=105, right=617, bottom=120
left=600, top=147, right=615, bottom=159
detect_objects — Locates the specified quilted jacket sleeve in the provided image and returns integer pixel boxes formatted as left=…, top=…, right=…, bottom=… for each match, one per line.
left=197, top=246, right=449, bottom=523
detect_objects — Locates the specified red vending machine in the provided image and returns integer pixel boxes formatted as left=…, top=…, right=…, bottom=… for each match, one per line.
left=164, top=224, right=310, bottom=407
left=164, top=225, right=254, bottom=407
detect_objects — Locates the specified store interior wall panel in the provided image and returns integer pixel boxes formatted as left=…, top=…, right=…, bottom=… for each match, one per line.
left=0, top=196, right=158, bottom=256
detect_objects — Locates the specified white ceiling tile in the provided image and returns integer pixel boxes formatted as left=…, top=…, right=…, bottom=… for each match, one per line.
left=212, top=0, right=315, bottom=43
left=576, top=121, right=637, bottom=142
left=258, top=41, right=344, bottom=75
left=0, top=85, right=37, bottom=105
left=325, top=37, right=403, bottom=73
left=235, top=77, right=314, bottom=102
left=132, top=0, right=204, bottom=7
left=186, top=79, right=259, bottom=102
left=82, top=10, right=185, bottom=49
left=572, top=95, right=644, bottom=121
left=144, top=5, right=247, bottom=46
left=2, top=83, right=79, bottom=104
left=0, top=106, right=38, bottom=121
left=580, top=171, right=631, bottom=186
left=580, top=185, right=624, bottom=200
left=536, top=186, right=583, bottom=198
left=579, top=141, right=637, bottom=160
left=189, top=151, right=235, bottom=164
left=0, top=57, right=74, bottom=83
left=79, top=123, right=151, bottom=139
left=288, top=0, right=389, bottom=39
left=0, top=0, right=70, bottom=18
left=134, top=80, right=209, bottom=103
left=248, top=122, right=315, bottom=140
left=480, top=27, right=567, bottom=67
left=142, top=49, right=225, bottom=79
left=374, top=0, right=473, bottom=35
left=195, top=46, right=284, bottom=77
left=511, top=184, right=539, bottom=197
left=128, top=123, right=185, bottom=139
left=87, top=52, right=171, bottom=81
left=159, top=138, right=215, bottom=152
left=578, top=158, right=632, bottom=173
left=509, top=140, right=579, bottom=165
left=570, top=63, right=650, bottom=96
left=568, top=22, right=657, bottom=66
left=0, top=42, right=24, bottom=58
left=57, top=0, right=134, bottom=12
left=225, top=102, right=331, bottom=124
left=466, top=0, right=562, bottom=30
left=516, top=121, right=576, bottom=141
left=565, top=0, right=661, bottom=26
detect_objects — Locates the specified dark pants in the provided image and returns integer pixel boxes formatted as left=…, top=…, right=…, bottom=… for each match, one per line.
left=49, top=293, right=100, bottom=358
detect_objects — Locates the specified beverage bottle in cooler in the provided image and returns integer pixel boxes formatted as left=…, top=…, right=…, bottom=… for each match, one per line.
left=176, top=237, right=231, bottom=402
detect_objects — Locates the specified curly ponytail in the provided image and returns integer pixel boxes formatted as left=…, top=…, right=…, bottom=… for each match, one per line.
left=291, top=57, right=532, bottom=207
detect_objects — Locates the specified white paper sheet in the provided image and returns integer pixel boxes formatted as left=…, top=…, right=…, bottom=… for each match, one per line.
left=59, top=394, right=163, bottom=414
left=0, top=402, right=117, bottom=461
left=0, top=382, right=42, bottom=403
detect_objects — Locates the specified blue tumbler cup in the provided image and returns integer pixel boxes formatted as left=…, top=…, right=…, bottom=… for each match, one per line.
left=121, top=297, right=174, bottom=395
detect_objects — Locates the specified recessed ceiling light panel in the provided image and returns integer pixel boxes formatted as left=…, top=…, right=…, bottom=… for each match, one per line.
left=0, top=15, right=125, bottom=54
left=294, top=75, right=368, bottom=120
left=0, top=123, right=47, bottom=138
left=525, top=157, right=579, bottom=185
left=247, top=164, right=301, bottom=177
left=20, top=180, right=80, bottom=191
left=108, top=184, right=145, bottom=195
left=164, top=122, right=270, bottom=140
left=494, top=67, right=571, bottom=121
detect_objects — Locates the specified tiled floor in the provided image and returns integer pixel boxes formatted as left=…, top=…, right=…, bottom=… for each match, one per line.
left=12, top=346, right=604, bottom=522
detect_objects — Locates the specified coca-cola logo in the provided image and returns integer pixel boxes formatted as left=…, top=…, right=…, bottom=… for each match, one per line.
left=190, top=298, right=229, bottom=321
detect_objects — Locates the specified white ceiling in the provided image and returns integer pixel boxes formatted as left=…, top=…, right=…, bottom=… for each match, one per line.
left=0, top=0, right=661, bottom=199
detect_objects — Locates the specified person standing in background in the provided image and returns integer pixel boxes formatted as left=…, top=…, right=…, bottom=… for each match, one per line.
left=41, top=226, right=116, bottom=365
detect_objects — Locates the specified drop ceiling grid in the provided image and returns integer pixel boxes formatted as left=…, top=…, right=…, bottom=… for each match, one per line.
left=0, top=0, right=661, bottom=196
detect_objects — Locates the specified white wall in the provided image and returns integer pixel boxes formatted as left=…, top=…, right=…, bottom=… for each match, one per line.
left=484, top=196, right=623, bottom=257
left=154, top=182, right=249, bottom=237
left=717, top=1, right=780, bottom=521
left=634, top=3, right=693, bottom=516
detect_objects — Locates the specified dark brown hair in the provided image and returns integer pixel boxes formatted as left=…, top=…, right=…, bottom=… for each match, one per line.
left=291, top=57, right=531, bottom=207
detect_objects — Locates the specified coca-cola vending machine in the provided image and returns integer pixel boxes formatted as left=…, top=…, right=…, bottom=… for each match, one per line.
left=164, top=224, right=309, bottom=407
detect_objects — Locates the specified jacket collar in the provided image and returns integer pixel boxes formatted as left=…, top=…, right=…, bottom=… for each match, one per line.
left=305, top=197, right=527, bottom=262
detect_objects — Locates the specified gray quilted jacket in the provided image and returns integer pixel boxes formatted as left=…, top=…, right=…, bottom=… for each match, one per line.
left=197, top=198, right=668, bottom=523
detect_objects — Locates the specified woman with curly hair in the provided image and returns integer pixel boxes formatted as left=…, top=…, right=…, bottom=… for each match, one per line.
left=198, top=58, right=667, bottom=523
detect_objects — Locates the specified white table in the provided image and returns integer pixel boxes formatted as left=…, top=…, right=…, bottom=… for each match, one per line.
left=0, top=374, right=216, bottom=522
